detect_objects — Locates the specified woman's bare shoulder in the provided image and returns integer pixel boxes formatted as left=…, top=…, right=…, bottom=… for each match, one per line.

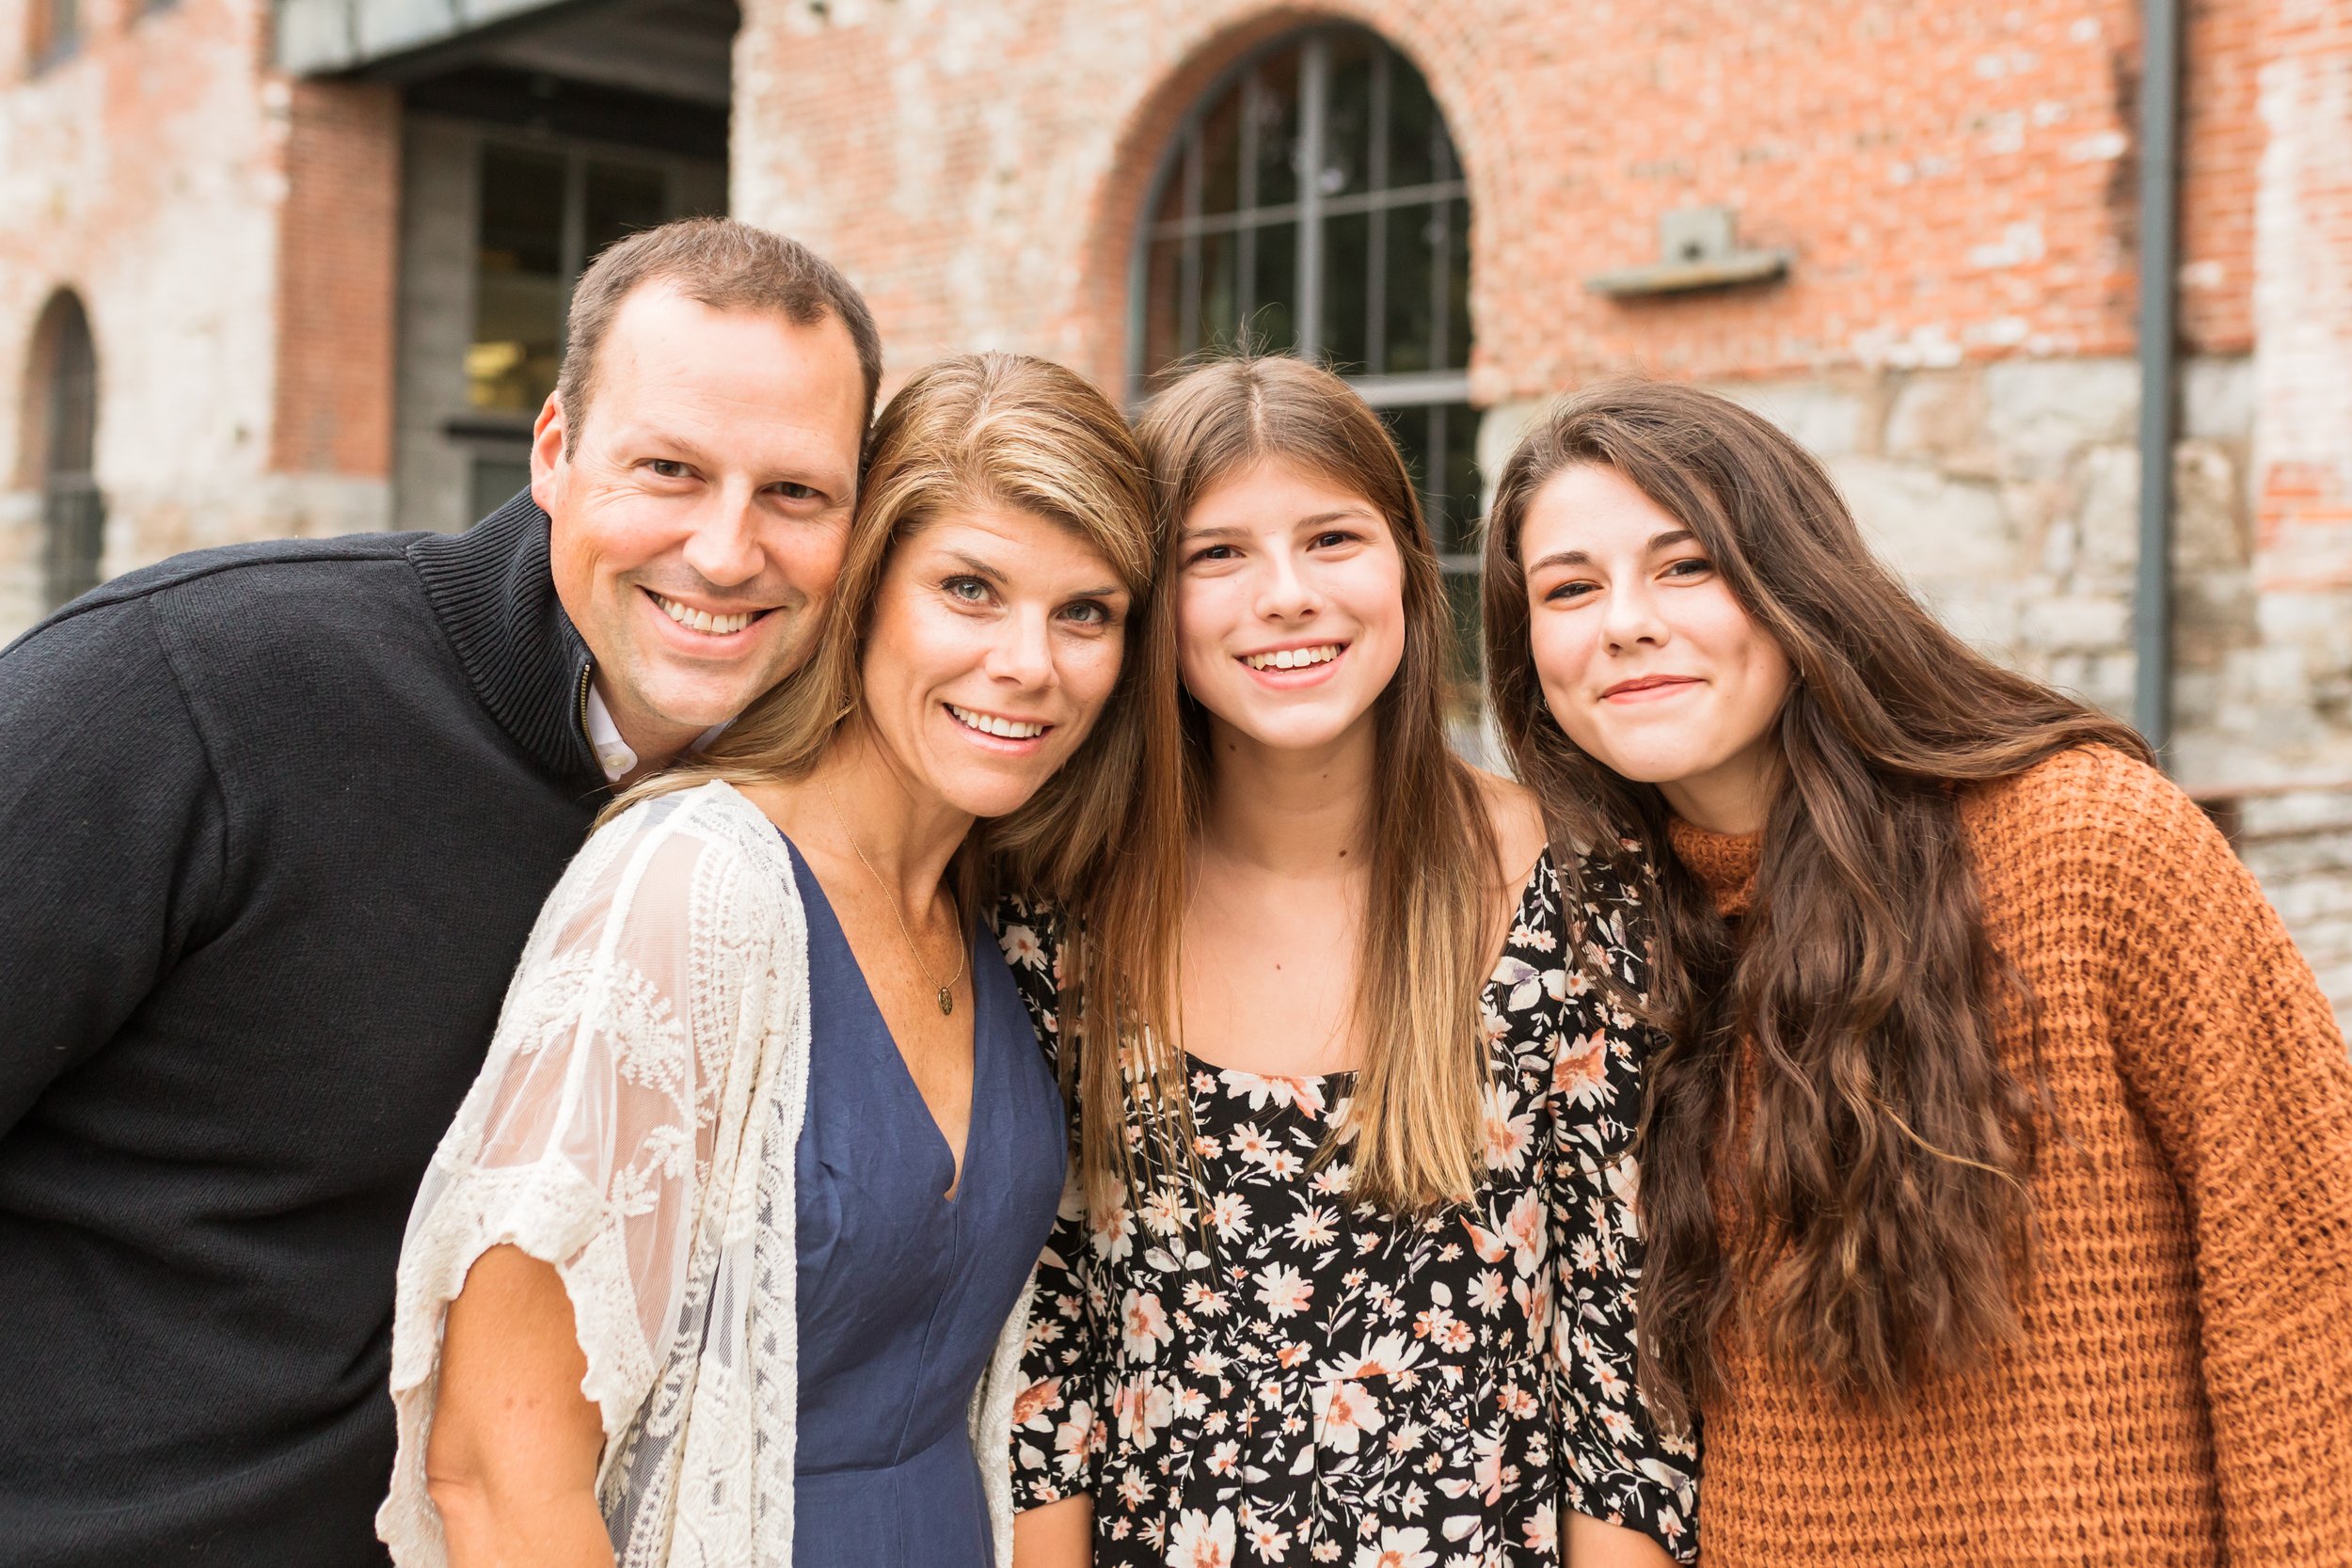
left=1469, top=765, right=1550, bottom=879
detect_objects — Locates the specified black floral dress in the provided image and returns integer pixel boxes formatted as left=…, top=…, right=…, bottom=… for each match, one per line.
left=994, top=851, right=1697, bottom=1567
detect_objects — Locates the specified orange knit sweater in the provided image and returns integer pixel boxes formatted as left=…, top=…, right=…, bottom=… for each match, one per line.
left=1661, top=746, right=2352, bottom=1565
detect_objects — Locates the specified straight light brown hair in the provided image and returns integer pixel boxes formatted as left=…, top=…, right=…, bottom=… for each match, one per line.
left=1075, top=356, right=1508, bottom=1217
left=1481, top=378, right=2149, bottom=1428
left=607, top=352, right=1156, bottom=907
left=558, top=217, right=884, bottom=453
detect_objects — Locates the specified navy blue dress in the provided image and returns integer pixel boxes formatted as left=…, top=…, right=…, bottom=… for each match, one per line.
left=783, top=840, right=1066, bottom=1568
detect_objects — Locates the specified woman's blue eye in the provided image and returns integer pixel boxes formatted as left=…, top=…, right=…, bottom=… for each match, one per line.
left=946, top=577, right=989, bottom=602
left=1065, top=601, right=1109, bottom=625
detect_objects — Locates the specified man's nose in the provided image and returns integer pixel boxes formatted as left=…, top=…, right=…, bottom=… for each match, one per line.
left=678, top=488, right=765, bottom=588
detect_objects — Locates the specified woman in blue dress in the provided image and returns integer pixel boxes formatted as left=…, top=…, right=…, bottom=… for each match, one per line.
left=377, top=352, right=1158, bottom=1568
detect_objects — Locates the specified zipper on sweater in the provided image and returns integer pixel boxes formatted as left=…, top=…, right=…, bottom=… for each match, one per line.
left=574, top=661, right=595, bottom=755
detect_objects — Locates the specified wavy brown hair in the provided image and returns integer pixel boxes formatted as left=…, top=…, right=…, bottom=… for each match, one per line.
left=1480, top=379, right=2149, bottom=1427
left=1077, top=356, right=1508, bottom=1216
left=605, top=352, right=1157, bottom=907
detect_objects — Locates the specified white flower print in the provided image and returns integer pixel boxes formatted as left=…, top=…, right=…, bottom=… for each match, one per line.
left=1311, top=1377, right=1385, bottom=1453
left=1351, top=1526, right=1438, bottom=1568
left=1255, top=1262, right=1313, bottom=1319
left=1166, top=1506, right=1237, bottom=1568
left=1121, top=1289, right=1174, bottom=1360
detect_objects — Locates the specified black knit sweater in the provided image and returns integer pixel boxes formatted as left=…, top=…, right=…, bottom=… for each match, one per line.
left=0, top=496, right=608, bottom=1565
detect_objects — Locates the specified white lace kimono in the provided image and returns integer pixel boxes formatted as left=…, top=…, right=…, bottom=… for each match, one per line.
left=377, top=781, right=1035, bottom=1568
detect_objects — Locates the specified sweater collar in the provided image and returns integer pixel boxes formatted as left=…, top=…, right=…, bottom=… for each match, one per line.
left=407, top=492, right=604, bottom=788
left=1665, top=816, right=1762, bottom=918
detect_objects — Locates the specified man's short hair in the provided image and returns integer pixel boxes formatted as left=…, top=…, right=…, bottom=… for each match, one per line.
left=554, top=217, right=883, bottom=452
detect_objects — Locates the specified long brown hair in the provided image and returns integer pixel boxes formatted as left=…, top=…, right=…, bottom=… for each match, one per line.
left=1480, top=379, right=2149, bottom=1426
left=1078, top=356, right=1506, bottom=1217
left=607, top=352, right=1157, bottom=905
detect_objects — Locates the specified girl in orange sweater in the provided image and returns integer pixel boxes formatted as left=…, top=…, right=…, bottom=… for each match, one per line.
left=1480, top=378, right=2352, bottom=1565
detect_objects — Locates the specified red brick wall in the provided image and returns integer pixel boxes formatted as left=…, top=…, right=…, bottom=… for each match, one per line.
left=737, top=0, right=2266, bottom=399
left=2253, top=0, right=2352, bottom=593
left=269, top=79, right=400, bottom=478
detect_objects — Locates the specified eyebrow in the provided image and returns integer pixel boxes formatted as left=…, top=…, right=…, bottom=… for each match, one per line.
left=1526, top=528, right=1696, bottom=573
left=1178, top=506, right=1378, bottom=543
left=947, top=550, right=1122, bottom=600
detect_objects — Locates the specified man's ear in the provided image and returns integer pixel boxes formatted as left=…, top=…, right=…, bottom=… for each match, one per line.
left=530, top=393, right=567, bottom=515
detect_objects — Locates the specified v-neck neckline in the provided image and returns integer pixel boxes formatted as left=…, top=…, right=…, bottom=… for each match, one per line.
left=783, top=831, right=986, bottom=1206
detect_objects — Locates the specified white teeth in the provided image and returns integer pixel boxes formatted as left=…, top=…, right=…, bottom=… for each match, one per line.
left=655, top=594, right=755, bottom=635
left=947, top=704, right=1047, bottom=740
left=1242, top=643, right=1342, bottom=672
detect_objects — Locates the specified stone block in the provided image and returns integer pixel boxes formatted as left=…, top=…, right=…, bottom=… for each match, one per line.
left=2173, top=439, right=2249, bottom=570
left=1982, top=358, right=2139, bottom=479
left=2182, top=355, right=2255, bottom=442
left=1883, top=369, right=1987, bottom=464
left=1831, top=457, right=2016, bottom=582
left=2021, top=594, right=2131, bottom=654
left=1713, top=378, right=1870, bottom=460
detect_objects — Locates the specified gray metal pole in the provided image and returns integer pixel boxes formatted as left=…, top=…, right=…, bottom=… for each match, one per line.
left=2134, top=0, right=2184, bottom=760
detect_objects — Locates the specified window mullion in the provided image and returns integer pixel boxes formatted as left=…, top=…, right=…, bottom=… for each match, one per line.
left=1295, top=34, right=1328, bottom=362
left=1181, top=130, right=1203, bottom=358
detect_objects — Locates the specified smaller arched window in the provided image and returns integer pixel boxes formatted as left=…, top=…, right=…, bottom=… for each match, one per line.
left=27, top=293, right=103, bottom=610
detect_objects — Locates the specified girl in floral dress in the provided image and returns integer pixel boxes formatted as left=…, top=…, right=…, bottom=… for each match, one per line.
left=999, top=358, right=1693, bottom=1568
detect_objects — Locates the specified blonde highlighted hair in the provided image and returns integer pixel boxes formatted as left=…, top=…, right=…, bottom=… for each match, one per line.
left=607, top=352, right=1158, bottom=902
left=1074, top=356, right=1509, bottom=1217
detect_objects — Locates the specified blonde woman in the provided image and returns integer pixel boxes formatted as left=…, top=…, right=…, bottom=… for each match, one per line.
left=376, top=354, right=1157, bottom=1568
left=1002, top=358, right=1692, bottom=1568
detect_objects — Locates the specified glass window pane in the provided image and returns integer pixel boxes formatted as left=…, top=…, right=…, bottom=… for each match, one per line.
left=1321, top=211, right=1372, bottom=374
left=1200, top=230, right=1242, bottom=354
left=1387, top=57, right=1439, bottom=189
left=1441, top=196, right=1471, bottom=372
left=1248, top=54, right=1301, bottom=209
left=1200, top=91, right=1245, bottom=216
left=583, top=160, right=668, bottom=262
left=471, top=148, right=567, bottom=413
left=1432, top=401, right=1483, bottom=557
left=1321, top=33, right=1376, bottom=199
left=1155, top=139, right=1193, bottom=229
left=1144, top=236, right=1185, bottom=371
left=1382, top=200, right=1439, bottom=375
left=1248, top=221, right=1297, bottom=354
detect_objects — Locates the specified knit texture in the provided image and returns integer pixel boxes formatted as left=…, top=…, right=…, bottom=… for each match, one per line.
left=1664, top=746, right=2352, bottom=1566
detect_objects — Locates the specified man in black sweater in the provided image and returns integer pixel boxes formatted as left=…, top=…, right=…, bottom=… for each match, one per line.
left=0, top=219, right=878, bottom=1565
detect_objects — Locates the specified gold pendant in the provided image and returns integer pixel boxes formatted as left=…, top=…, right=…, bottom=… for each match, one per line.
left=938, top=987, right=955, bottom=1016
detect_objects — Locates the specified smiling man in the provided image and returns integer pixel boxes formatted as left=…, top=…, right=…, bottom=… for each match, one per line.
left=0, top=219, right=875, bottom=1567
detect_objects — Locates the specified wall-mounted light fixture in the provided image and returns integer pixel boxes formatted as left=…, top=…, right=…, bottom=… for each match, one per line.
left=1585, top=206, right=1790, bottom=297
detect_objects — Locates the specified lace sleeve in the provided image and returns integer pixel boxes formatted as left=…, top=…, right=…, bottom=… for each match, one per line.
left=386, top=796, right=765, bottom=1481
left=1548, top=849, right=1700, bottom=1562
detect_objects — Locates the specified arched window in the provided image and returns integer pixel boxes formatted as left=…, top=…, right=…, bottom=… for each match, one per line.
left=28, top=293, right=103, bottom=610
left=1132, top=26, right=1479, bottom=673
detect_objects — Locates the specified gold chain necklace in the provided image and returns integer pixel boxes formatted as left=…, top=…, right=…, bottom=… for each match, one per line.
left=819, top=780, right=966, bottom=1016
